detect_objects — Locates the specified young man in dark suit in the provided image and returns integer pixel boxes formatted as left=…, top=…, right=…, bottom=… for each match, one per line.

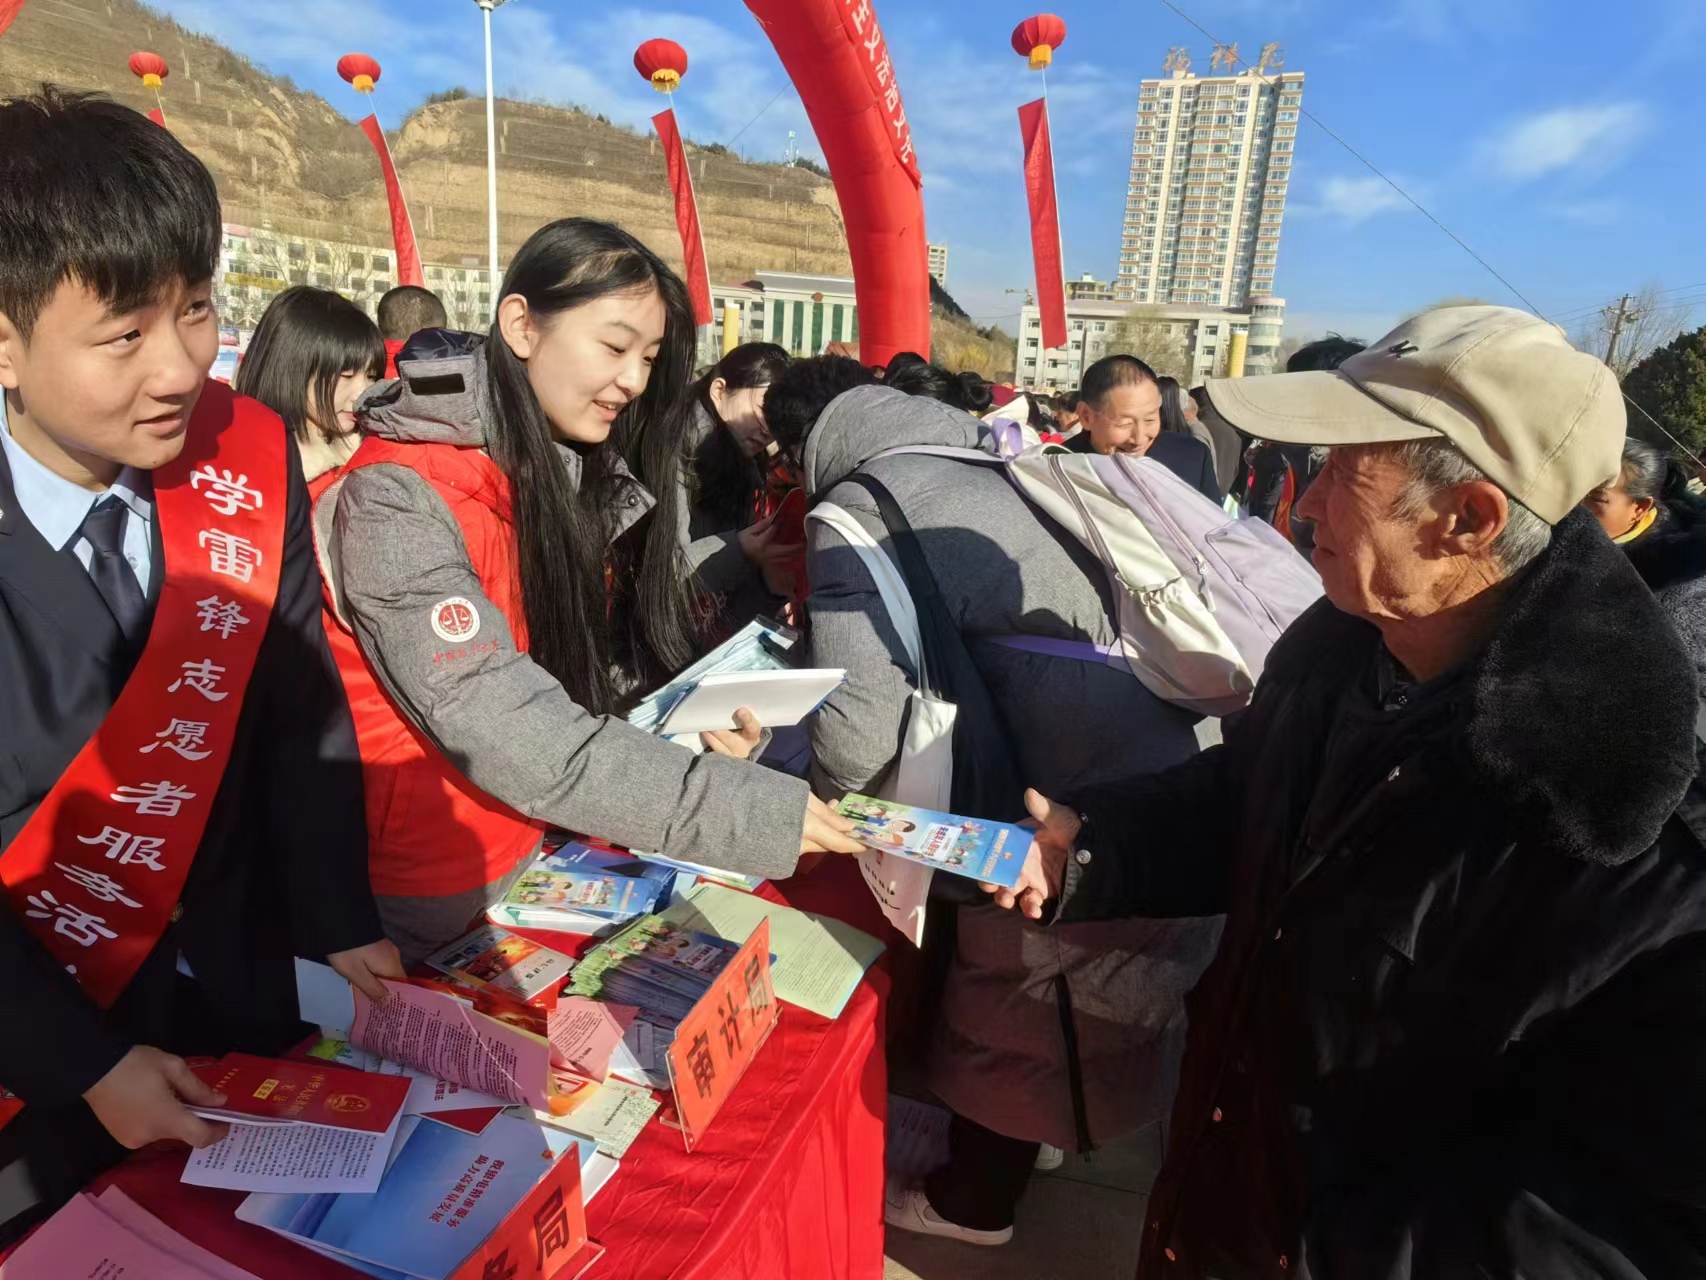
left=0, top=88, right=400, bottom=1237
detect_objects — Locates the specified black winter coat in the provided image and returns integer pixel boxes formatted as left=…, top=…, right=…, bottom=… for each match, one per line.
left=1061, top=510, right=1706, bottom=1279
left=1624, top=496, right=1706, bottom=703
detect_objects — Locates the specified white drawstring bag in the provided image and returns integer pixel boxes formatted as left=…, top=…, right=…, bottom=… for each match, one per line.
left=807, top=503, right=952, bottom=946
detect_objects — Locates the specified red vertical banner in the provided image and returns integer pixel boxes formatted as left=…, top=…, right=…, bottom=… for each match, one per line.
left=0, top=0, right=25, bottom=39
left=652, top=107, right=713, bottom=328
left=358, top=114, right=424, bottom=288
left=1018, top=97, right=1067, bottom=352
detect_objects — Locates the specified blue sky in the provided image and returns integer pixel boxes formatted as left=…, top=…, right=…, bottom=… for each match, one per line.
left=147, top=0, right=1706, bottom=345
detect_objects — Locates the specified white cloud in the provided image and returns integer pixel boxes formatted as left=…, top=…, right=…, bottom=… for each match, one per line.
left=1476, top=102, right=1652, bottom=182
left=1304, top=175, right=1415, bottom=224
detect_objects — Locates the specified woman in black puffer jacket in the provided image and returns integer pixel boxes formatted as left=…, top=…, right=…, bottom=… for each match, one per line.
left=1586, top=437, right=1706, bottom=701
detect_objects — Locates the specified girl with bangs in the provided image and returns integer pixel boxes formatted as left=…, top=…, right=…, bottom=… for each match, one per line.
left=234, top=286, right=387, bottom=495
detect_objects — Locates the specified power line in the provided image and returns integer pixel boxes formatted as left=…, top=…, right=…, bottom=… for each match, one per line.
left=1154, top=0, right=1704, bottom=466
left=726, top=86, right=792, bottom=150
left=1547, top=284, right=1706, bottom=327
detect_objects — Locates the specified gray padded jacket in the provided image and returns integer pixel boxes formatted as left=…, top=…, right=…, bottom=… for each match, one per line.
left=316, top=342, right=809, bottom=882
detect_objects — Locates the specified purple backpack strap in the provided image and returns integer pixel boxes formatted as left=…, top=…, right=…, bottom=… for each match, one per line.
left=988, top=635, right=1115, bottom=663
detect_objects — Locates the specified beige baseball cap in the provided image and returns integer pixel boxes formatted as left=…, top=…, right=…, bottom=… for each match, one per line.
left=1204, top=305, right=1625, bottom=524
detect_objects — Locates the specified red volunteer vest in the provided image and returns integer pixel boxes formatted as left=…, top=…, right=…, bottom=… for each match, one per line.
left=315, top=438, right=546, bottom=899
left=0, top=382, right=288, bottom=1119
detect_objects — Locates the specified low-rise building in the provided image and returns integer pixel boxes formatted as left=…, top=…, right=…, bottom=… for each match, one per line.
left=215, top=228, right=867, bottom=371
left=216, top=224, right=493, bottom=333
left=1066, top=273, right=1114, bottom=302
left=1017, top=296, right=1285, bottom=391
left=706, top=272, right=860, bottom=365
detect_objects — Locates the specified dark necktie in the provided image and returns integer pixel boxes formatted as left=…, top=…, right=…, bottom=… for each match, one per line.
left=78, top=494, right=148, bottom=641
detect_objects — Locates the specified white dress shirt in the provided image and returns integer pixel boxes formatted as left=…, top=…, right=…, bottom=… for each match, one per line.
left=0, top=395, right=153, bottom=590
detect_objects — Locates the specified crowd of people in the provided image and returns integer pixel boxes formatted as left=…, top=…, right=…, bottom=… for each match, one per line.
left=2, top=85, right=1706, bottom=1280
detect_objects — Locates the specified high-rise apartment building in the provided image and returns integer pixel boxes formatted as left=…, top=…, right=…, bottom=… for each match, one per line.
left=928, top=243, right=950, bottom=288
left=1114, top=50, right=1303, bottom=309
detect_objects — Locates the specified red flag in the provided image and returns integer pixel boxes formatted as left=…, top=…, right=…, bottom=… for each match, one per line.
left=0, top=0, right=26, bottom=40
left=358, top=114, right=424, bottom=288
left=146, top=106, right=165, bottom=127
left=1018, top=97, right=1067, bottom=352
left=652, top=107, right=712, bottom=327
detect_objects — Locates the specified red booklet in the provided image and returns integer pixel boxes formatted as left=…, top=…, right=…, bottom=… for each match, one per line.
left=189, top=1052, right=409, bottom=1135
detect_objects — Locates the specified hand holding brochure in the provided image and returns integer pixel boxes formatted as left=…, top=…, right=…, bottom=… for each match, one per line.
left=627, top=617, right=802, bottom=734
left=656, top=668, right=845, bottom=736
left=834, top=795, right=1031, bottom=890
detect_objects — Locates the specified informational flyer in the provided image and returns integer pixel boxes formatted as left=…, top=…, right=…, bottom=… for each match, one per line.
left=181, top=1110, right=402, bottom=1194
left=349, top=979, right=556, bottom=1114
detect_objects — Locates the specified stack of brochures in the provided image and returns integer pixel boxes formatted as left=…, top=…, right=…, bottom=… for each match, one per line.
left=236, top=1112, right=616, bottom=1280
left=486, top=844, right=674, bottom=938
left=565, top=917, right=740, bottom=1031
left=626, top=617, right=801, bottom=735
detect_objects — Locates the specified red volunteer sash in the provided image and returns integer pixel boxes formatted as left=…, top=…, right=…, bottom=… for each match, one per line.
left=0, top=381, right=287, bottom=1017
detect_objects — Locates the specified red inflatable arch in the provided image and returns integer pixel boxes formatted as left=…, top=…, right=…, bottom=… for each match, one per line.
left=745, top=0, right=931, bottom=366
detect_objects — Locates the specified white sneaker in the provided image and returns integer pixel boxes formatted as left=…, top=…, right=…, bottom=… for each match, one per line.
left=1034, top=1143, right=1065, bottom=1171
left=884, top=1185, right=1013, bottom=1247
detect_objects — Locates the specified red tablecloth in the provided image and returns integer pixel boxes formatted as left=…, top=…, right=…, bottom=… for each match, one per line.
left=39, top=864, right=890, bottom=1280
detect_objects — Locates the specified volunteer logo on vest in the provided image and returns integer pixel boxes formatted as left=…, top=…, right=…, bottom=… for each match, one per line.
left=430, top=597, right=481, bottom=643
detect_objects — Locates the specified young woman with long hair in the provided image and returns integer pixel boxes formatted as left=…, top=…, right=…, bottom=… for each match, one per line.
left=314, top=219, right=858, bottom=960
left=234, top=286, right=386, bottom=492
left=678, top=341, right=800, bottom=630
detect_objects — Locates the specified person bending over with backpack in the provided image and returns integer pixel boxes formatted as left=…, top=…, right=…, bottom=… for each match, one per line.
left=765, top=355, right=1222, bottom=1247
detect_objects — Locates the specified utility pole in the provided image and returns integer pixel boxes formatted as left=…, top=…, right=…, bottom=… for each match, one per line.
left=1603, top=294, right=1641, bottom=370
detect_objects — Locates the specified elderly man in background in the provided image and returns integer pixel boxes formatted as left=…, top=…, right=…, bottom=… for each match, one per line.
left=992, top=307, right=1706, bottom=1278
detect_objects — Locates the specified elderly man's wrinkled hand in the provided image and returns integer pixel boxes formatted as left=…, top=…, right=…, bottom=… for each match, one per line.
left=983, top=788, right=1077, bottom=919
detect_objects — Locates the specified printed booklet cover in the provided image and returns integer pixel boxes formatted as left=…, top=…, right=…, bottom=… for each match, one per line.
left=236, top=1113, right=612, bottom=1280
left=834, top=795, right=1031, bottom=890
left=425, top=925, right=575, bottom=1004
left=188, top=1053, right=410, bottom=1135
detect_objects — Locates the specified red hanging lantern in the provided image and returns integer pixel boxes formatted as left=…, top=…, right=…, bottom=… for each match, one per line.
left=1010, top=15, right=1067, bottom=71
left=337, top=52, right=382, bottom=95
left=634, top=38, right=689, bottom=93
left=128, top=50, right=168, bottom=90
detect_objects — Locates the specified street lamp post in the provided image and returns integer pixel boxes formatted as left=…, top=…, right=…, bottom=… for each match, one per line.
left=474, top=0, right=513, bottom=310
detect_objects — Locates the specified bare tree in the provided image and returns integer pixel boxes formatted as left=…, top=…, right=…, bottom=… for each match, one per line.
left=1276, top=334, right=1311, bottom=368
left=1104, top=306, right=1192, bottom=381
left=1572, top=284, right=1698, bottom=379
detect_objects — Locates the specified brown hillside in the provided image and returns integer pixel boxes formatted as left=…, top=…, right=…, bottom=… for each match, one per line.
left=0, top=0, right=852, bottom=280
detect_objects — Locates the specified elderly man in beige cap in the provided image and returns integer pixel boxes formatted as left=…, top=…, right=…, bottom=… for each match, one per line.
left=987, top=306, right=1706, bottom=1279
